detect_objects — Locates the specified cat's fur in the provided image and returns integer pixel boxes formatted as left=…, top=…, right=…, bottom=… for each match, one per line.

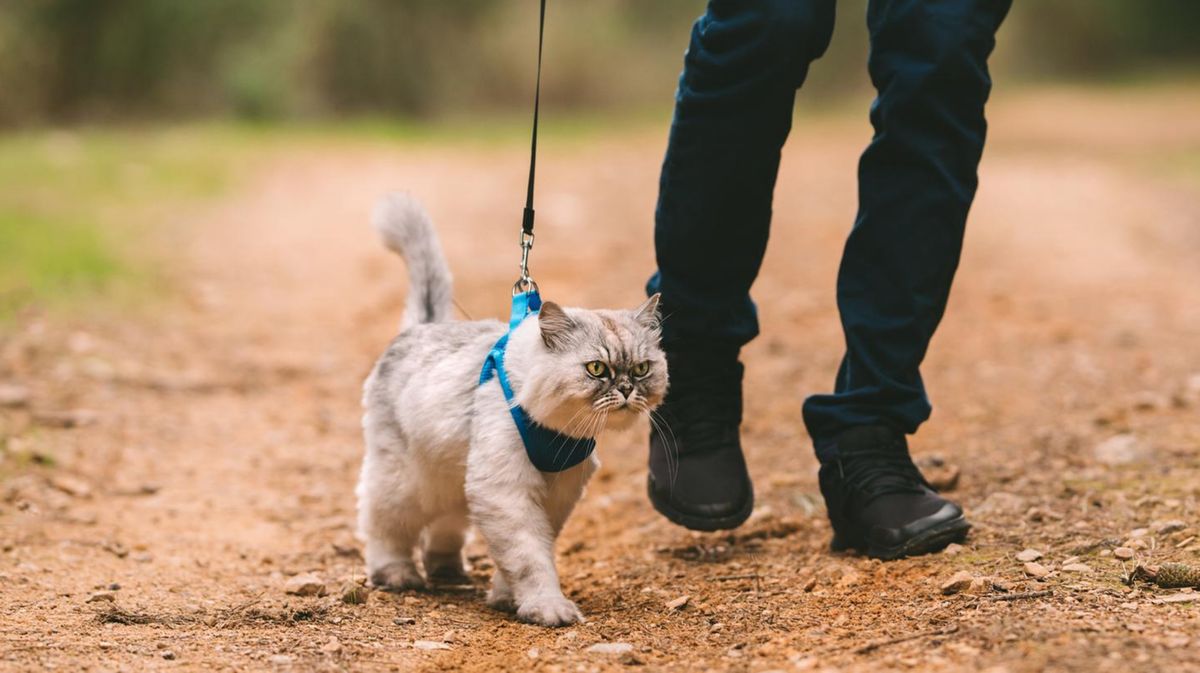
left=356, top=193, right=667, bottom=626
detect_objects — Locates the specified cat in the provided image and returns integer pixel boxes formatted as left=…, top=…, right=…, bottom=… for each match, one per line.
left=356, top=193, right=668, bottom=626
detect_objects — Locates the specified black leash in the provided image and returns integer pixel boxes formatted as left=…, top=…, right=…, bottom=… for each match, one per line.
left=515, top=0, right=546, bottom=294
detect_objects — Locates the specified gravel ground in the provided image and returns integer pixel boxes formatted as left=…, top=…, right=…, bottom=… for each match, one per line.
left=2, top=85, right=1199, bottom=672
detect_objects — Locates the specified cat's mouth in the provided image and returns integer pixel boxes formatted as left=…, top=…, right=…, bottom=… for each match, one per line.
left=598, top=401, right=652, bottom=431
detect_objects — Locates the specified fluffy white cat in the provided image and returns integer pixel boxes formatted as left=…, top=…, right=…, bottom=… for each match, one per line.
left=356, top=194, right=667, bottom=626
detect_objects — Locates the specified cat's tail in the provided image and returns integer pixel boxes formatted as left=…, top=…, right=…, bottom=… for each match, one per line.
left=373, top=192, right=454, bottom=329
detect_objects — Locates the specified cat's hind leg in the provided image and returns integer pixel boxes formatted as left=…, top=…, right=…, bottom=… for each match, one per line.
left=360, top=499, right=427, bottom=591
left=486, top=569, right=516, bottom=612
left=422, top=512, right=471, bottom=585
left=357, top=434, right=428, bottom=591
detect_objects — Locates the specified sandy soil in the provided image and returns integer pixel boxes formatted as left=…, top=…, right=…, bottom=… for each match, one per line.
left=2, top=86, right=1200, bottom=673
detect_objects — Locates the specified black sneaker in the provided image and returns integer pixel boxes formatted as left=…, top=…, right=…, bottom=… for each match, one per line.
left=817, top=425, right=969, bottom=560
left=648, top=346, right=753, bottom=531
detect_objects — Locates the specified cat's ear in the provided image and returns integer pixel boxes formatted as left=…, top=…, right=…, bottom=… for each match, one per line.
left=632, top=293, right=662, bottom=332
left=538, top=301, right=575, bottom=350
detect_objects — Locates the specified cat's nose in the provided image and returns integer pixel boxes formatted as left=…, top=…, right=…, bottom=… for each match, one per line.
left=616, top=380, right=634, bottom=397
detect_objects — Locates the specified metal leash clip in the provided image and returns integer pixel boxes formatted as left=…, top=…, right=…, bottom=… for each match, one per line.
left=512, top=230, right=538, bottom=296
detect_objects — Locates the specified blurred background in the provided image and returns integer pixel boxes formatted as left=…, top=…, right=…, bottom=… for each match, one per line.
left=0, top=0, right=1197, bottom=315
left=2, top=0, right=1199, bottom=125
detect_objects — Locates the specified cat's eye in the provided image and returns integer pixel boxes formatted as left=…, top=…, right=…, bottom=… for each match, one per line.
left=631, top=361, right=651, bottom=377
left=585, top=361, right=609, bottom=378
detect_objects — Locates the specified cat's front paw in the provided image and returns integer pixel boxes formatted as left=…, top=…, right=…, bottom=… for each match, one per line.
left=369, top=561, right=426, bottom=592
left=516, top=594, right=584, bottom=627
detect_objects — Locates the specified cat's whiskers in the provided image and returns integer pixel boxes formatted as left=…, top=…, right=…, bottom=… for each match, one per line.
left=546, top=407, right=601, bottom=477
left=546, top=409, right=607, bottom=487
left=625, top=397, right=677, bottom=486
left=647, top=407, right=681, bottom=489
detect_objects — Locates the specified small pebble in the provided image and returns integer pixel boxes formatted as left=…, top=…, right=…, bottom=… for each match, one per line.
left=1062, top=563, right=1092, bottom=573
left=0, top=384, right=30, bottom=408
left=666, top=595, right=690, bottom=611
left=1024, top=562, right=1051, bottom=579
left=586, top=642, right=634, bottom=655
left=413, top=641, right=450, bottom=651
left=394, top=617, right=416, bottom=626
left=943, top=543, right=964, bottom=556
left=321, top=637, right=342, bottom=654
left=1114, top=547, right=1136, bottom=560
left=86, top=591, right=116, bottom=603
left=941, top=571, right=974, bottom=595
left=967, top=577, right=993, bottom=594
left=1094, top=434, right=1141, bottom=465
left=49, top=475, right=92, bottom=498
left=835, top=571, right=862, bottom=589
left=1016, top=549, right=1043, bottom=562
left=1155, top=520, right=1187, bottom=535
left=161, top=651, right=176, bottom=661
left=284, top=573, right=326, bottom=597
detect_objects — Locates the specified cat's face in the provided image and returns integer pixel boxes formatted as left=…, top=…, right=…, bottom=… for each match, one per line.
left=521, top=295, right=667, bottom=436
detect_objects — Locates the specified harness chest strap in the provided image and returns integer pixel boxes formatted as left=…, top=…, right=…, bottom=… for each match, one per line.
left=479, top=290, right=596, bottom=473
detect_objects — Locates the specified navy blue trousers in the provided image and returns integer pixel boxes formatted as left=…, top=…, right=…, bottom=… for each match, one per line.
left=647, top=0, right=1012, bottom=442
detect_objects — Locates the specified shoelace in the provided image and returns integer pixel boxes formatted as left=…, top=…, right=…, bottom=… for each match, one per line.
left=836, top=438, right=930, bottom=499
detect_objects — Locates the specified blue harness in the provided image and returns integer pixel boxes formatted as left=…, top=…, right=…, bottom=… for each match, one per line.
left=479, top=290, right=596, bottom=472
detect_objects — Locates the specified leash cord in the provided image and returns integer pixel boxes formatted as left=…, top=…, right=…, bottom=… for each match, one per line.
left=523, top=0, right=545, bottom=237
left=515, top=0, right=546, bottom=294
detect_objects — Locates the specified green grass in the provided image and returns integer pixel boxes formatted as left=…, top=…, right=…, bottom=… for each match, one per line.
left=0, top=126, right=253, bottom=321
left=0, top=212, right=120, bottom=315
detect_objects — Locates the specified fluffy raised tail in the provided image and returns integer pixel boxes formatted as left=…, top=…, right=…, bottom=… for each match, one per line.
left=372, top=193, right=454, bottom=329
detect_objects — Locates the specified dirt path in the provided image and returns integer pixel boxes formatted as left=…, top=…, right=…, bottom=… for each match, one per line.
left=2, top=86, right=1200, bottom=672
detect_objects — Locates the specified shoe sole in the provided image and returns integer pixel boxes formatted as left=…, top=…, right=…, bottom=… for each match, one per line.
left=835, top=515, right=971, bottom=560
left=647, top=478, right=754, bottom=532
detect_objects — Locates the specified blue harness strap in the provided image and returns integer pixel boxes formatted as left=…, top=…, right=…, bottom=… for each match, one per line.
left=480, top=290, right=596, bottom=473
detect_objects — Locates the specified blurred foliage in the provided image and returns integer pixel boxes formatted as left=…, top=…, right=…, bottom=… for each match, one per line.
left=0, top=0, right=1197, bottom=127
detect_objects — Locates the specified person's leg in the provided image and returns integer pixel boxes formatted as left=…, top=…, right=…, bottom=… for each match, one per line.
left=647, top=0, right=836, bottom=531
left=804, top=0, right=1012, bottom=439
left=803, top=0, right=1012, bottom=558
left=649, top=0, right=835, bottom=349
